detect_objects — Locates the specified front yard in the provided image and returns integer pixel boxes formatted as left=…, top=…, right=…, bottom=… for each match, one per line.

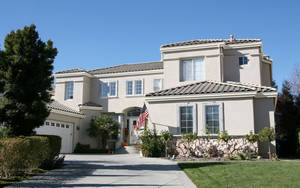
left=178, top=161, right=300, bottom=188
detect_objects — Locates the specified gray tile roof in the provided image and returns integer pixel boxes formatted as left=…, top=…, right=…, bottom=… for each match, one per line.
left=146, top=81, right=276, bottom=97
left=55, top=68, right=86, bottom=74
left=79, top=102, right=102, bottom=107
left=48, top=101, right=83, bottom=115
left=161, top=39, right=261, bottom=48
left=88, top=61, right=163, bottom=75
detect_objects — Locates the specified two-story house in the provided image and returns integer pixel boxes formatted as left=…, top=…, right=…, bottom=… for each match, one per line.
left=36, top=35, right=277, bottom=154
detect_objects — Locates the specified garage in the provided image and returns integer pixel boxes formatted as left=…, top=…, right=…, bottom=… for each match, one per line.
left=36, top=120, right=74, bottom=153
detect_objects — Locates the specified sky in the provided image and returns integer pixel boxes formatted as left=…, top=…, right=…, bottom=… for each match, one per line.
left=0, top=0, right=300, bottom=90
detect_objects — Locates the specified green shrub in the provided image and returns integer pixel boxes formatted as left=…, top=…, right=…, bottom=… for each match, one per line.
left=0, top=136, right=49, bottom=178
left=138, top=129, right=165, bottom=157
left=0, top=126, right=11, bottom=138
left=258, top=127, right=276, bottom=159
left=38, top=135, right=62, bottom=169
left=218, top=130, right=232, bottom=142
left=237, top=153, right=247, bottom=160
left=182, top=132, right=198, bottom=143
left=245, top=131, right=259, bottom=143
left=297, top=129, right=300, bottom=155
left=74, top=143, right=108, bottom=154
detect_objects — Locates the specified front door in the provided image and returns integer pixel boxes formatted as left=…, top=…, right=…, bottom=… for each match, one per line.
left=127, top=117, right=139, bottom=145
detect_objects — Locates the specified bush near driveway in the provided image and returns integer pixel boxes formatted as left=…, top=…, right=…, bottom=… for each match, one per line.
left=0, top=135, right=61, bottom=178
left=179, top=161, right=300, bottom=188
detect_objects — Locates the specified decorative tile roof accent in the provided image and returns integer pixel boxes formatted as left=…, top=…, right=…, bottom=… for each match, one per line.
left=146, top=81, right=276, bottom=97
left=88, top=61, right=163, bottom=75
left=55, top=68, right=86, bottom=74
left=161, top=39, right=261, bottom=48
left=79, top=102, right=102, bottom=107
left=48, top=101, right=83, bottom=115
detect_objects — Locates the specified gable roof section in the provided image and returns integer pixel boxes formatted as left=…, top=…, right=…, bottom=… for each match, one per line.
left=161, top=39, right=261, bottom=48
left=146, top=81, right=276, bottom=97
left=88, top=61, right=163, bottom=75
left=48, top=101, right=83, bottom=115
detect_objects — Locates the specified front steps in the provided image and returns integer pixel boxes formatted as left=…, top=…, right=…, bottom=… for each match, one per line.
left=116, top=145, right=139, bottom=154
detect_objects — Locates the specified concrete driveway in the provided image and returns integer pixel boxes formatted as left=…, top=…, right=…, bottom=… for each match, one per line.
left=9, top=154, right=196, bottom=188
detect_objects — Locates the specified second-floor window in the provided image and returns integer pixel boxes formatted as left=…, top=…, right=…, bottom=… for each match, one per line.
left=180, top=58, right=205, bottom=82
left=65, top=82, right=74, bottom=100
left=239, top=56, right=248, bottom=66
left=126, top=80, right=143, bottom=96
left=101, top=81, right=117, bottom=98
left=153, top=78, right=163, bottom=91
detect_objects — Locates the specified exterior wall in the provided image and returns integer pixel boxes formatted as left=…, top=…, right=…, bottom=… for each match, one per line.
left=90, top=72, right=164, bottom=113
left=261, top=62, right=272, bottom=87
left=146, top=98, right=255, bottom=136
left=46, top=112, right=82, bottom=152
left=77, top=109, right=101, bottom=148
left=162, top=48, right=222, bottom=89
left=54, top=75, right=91, bottom=111
left=223, top=47, right=262, bottom=85
left=253, top=97, right=276, bottom=155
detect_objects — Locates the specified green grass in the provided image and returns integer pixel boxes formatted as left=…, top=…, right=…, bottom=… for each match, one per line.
left=0, top=168, right=46, bottom=188
left=178, top=161, right=300, bottom=188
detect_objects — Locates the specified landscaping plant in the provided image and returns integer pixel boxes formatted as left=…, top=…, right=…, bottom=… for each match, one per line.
left=181, top=132, right=198, bottom=156
left=138, top=129, right=165, bottom=157
left=87, top=114, right=119, bottom=149
left=160, top=130, right=173, bottom=157
left=258, top=127, right=276, bottom=159
left=218, top=130, right=232, bottom=142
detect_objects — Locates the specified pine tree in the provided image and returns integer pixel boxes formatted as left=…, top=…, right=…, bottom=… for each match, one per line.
left=0, top=24, right=58, bottom=136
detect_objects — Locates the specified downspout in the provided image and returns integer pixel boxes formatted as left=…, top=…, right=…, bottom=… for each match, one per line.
left=218, top=43, right=225, bottom=82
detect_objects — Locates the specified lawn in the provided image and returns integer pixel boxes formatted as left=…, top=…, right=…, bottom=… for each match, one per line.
left=178, top=161, right=300, bottom=188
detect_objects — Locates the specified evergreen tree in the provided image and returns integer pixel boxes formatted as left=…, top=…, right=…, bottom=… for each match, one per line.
left=276, top=80, right=299, bottom=156
left=0, top=24, right=57, bottom=136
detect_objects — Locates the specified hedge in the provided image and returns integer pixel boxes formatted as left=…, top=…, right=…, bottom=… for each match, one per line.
left=38, top=135, right=62, bottom=169
left=0, top=135, right=61, bottom=178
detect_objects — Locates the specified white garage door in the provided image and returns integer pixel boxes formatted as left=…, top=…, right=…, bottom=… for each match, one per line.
left=35, top=120, right=73, bottom=153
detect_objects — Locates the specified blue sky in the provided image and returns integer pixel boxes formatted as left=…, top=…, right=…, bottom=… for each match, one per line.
left=0, top=0, right=299, bottom=90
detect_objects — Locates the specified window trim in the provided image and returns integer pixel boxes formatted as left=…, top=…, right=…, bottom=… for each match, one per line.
left=177, top=103, right=197, bottom=135
left=100, top=81, right=118, bottom=98
left=126, top=79, right=144, bottom=96
left=202, top=102, right=224, bottom=135
left=153, top=78, right=163, bottom=92
left=65, top=81, right=74, bottom=100
left=180, top=57, right=205, bottom=82
left=239, top=56, right=248, bottom=66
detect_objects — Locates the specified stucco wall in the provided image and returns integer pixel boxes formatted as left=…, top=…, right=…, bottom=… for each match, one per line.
left=54, top=76, right=90, bottom=111
left=162, top=48, right=222, bottom=89
left=146, top=98, right=255, bottom=136
left=90, top=73, right=164, bottom=113
left=261, top=62, right=272, bottom=87
left=46, top=112, right=82, bottom=151
left=223, top=47, right=262, bottom=85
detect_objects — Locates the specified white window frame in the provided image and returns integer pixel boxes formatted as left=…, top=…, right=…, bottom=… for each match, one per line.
left=65, top=81, right=74, bottom=100
left=153, top=78, right=163, bottom=92
left=177, top=103, right=197, bottom=135
left=180, top=58, right=205, bottom=82
left=202, top=102, right=224, bottom=135
left=100, top=81, right=118, bottom=98
left=126, top=79, right=144, bottom=96
left=239, top=56, right=248, bottom=66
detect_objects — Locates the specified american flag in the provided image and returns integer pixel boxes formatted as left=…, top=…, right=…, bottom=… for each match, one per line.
left=135, top=104, right=149, bottom=130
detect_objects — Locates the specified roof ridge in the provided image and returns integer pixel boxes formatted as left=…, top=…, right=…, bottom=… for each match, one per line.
left=226, top=81, right=277, bottom=91
left=88, top=61, right=162, bottom=73
left=208, top=80, right=257, bottom=91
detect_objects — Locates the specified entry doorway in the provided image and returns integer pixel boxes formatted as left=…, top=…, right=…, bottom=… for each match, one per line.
left=124, top=107, right=141, bottom=145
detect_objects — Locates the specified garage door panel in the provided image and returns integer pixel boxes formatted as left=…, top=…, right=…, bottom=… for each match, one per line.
left=35, top=120, right=73, bottom=153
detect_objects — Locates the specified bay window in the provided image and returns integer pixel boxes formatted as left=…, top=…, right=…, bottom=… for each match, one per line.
left=180, top=58, right=205, bottom=82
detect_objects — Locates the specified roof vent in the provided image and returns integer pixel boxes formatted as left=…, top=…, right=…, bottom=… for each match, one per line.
left=230, top=34, right=234, bottom=42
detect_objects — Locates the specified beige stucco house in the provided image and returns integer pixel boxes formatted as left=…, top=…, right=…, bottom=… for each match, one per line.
left=36, top=35, right=277, bottom=154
